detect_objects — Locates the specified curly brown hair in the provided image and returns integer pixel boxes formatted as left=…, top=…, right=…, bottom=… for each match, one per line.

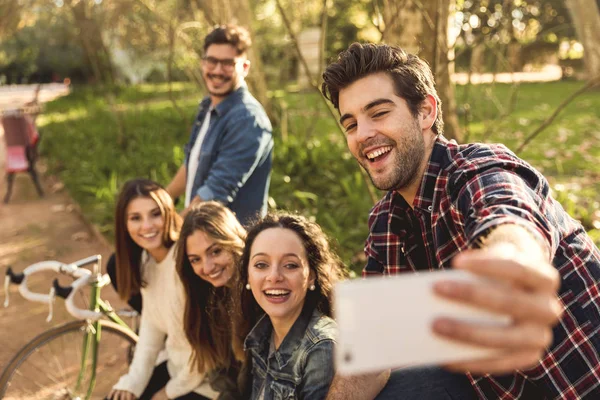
left=204, top=24, right=252, bottom=55
left=231, top=211, right=348, bottom=360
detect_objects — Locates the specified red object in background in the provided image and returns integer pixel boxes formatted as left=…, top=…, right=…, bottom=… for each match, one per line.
left=1, top=110, right=44, bottom=202
left=5, top=146, right=29, bottom=172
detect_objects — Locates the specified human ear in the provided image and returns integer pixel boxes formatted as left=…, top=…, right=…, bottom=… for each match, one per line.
left=419, top=94, right=437, bottom=131
left=308, top=269, right=316, bottom=287
left=241, top=59, right=251, bottom=77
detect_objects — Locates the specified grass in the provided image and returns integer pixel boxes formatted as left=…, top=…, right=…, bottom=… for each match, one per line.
left=38, top=80, right=600, bottom=273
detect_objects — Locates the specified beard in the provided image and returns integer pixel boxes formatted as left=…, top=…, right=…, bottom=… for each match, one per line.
left=359, top=119, right=426, bottom=191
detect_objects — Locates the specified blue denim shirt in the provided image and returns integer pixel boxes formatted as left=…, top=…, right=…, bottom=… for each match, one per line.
left=244, top=308, right=337, bottom=400
left=184, top=82, right=273, bottom=226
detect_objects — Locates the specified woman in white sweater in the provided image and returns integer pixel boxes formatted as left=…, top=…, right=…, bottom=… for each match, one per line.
left=108, top=179, right=217, bottom=400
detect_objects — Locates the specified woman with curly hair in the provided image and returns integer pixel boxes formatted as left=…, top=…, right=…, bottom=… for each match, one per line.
left=232, top=212, right=348, bottom=400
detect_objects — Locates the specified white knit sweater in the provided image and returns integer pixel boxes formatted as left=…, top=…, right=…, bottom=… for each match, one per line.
left=112, top=246, right=219, bottom=399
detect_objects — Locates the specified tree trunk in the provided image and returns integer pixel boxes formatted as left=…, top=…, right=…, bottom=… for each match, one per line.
left=381, top=0, right=462, bottom=141
left=565, top=0, right=600, bottom=81
left=69, top=0, right=115, bottom=85
left=0, top=1, right=22, bottom=40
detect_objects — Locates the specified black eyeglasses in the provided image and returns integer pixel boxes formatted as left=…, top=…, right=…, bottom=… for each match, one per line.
left=202, top=56, right=238, bottom=71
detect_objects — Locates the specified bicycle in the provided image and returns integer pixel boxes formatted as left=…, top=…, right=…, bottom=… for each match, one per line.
left=1, top=255, right=139, bottom=400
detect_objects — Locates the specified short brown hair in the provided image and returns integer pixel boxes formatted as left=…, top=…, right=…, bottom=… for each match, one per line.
left=204, top=24, right=252, bottom=55
left=322, top=42, right=444, bottom=135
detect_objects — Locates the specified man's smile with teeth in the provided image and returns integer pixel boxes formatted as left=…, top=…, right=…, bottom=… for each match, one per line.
left=366, top=146, right=393, bottom=160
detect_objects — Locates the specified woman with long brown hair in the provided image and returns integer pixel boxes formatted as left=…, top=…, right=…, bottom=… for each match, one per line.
left=175, top=201, right=247, bottom=399
left=108, top=179, right=216, bottom=400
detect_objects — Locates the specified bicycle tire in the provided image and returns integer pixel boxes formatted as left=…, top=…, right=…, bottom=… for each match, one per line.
left=0, top=319, right=138, bottom=400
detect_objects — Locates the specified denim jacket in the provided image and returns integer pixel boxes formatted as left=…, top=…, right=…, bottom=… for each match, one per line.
left=184, top=82, right=273, bottom=226
left=244, top=308, right=337, bottom=400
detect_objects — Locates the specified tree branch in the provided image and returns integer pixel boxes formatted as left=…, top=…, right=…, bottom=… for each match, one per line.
left=274, top=0, right=379, bottom=205
left=167, top=19, right=185, bottom=119
left=516, top=76, right=599, bottom=153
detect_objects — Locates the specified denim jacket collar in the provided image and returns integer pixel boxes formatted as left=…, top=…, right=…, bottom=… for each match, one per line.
left=244, top=307, right=313, bottom=371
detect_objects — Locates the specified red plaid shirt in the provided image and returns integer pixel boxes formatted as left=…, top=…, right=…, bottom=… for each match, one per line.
left=364, top=136, right=600, bottom=399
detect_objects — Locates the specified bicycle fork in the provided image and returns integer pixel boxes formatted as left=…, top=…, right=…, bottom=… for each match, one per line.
left=74, top=280, right=101, bottom=400
left=77, top=273, right=130, bottom=399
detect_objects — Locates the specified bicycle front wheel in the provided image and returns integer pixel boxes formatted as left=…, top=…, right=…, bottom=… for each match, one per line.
left=0, top=319, right=138, bottom=400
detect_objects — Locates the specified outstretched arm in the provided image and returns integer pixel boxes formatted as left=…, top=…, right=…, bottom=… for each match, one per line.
left=436, top=163, right=564, bottom=375
left=433, top=224, right=562, bottom=375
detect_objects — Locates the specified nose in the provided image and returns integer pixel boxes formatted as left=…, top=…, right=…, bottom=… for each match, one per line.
left=212, top=61, right=225, bottom=74
left=203, top=259, right=216, bottom=275
left=141, top=217, right=153, bottom=230
left=356, top=118, right=375, bottom=144
left=266, top=265, right=283, bottom=282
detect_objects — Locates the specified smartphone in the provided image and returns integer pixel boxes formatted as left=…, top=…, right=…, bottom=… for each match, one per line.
left=334, top=269, right=512, bottom=375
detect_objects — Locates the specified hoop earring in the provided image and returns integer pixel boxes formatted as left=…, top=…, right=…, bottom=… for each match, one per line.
left=309, top=283, right=316, bottom=291
left=245, top=283, right=251, bottom=290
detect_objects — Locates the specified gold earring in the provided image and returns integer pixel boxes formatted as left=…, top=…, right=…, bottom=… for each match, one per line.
left=245, top=283, right=251, bottom=290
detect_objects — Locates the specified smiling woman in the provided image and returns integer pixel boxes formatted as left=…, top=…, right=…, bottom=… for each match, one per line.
left=231, top=212, right=348, bottom=400
left=174, top=201, right=247, bottom=399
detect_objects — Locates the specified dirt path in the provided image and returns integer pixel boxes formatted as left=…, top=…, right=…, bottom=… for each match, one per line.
left=0, top=87, right=126, bottom=372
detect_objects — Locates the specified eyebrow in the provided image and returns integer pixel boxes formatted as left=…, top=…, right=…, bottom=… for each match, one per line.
left=339, top=98, right=396, bottom=126
left=251, top=252, right=300, bottom=259
left=205, top=243, right=218, bottom=253
left=188, top=243, right=218, bottom=258
left=127, top=207, right=160, bottom=217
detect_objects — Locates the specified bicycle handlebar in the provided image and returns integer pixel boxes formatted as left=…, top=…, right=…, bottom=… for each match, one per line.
left=52, top=278, right=73, bottom=299
left=4, top=255, right=106, bottom=321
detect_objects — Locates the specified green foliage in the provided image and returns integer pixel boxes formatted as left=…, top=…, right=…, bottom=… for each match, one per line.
left=269, top=93, right=374, bottom=269
left=39, top=84, right=197, bottom=234
left=0, top=5, right=85, bottom=83
left=459, top=81, right=600, bottom=244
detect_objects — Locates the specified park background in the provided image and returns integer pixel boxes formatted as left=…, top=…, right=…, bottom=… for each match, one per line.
left=1, top=0, right=599, bottom=275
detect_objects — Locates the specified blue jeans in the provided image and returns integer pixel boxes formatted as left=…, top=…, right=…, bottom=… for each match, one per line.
left=375, top=367, right=477, bottom=400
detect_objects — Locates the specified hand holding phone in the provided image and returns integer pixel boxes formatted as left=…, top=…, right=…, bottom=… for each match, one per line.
left=334, top=270, right=512, bottom=375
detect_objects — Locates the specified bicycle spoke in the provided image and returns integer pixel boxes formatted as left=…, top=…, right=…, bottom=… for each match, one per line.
left=2, top=321, right=136, bottom=400
left=22, top=348, right=65, bottom=386
left=52, top=329, right=71, bottom=383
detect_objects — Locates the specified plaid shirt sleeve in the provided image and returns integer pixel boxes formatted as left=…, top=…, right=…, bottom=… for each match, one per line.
left=452, top=165, right=558, bottom=257
left=449, top=153, right=600, bottom=399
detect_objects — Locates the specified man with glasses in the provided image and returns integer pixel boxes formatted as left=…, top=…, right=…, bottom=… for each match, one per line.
left=167, top=24, right=273, bottom=226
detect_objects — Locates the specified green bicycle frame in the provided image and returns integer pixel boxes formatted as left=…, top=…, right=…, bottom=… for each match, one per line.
left=74, top=273, right=131, bottom=400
